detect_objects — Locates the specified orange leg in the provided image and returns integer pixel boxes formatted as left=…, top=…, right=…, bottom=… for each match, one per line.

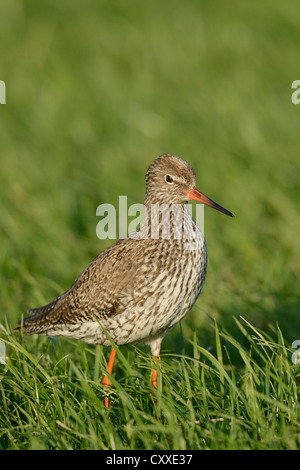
left=152, top=368, right=158, bottom=389
left=151, top=356, right=160, bottom=418
left=103, top=348, right=116, bottom=408
left=151, top=355, right=160, bottom=388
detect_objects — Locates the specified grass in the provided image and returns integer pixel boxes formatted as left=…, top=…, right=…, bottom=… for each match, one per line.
left=1, top=0, right=300, bottom=450
left=0, top=318, right=299, bottom=450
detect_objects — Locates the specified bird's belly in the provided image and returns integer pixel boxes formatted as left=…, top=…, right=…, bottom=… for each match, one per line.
left=105, top=239, right=207, bottom=346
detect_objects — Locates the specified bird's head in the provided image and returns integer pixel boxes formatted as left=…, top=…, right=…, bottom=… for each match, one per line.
left=145, top=154, right=234, bottom=217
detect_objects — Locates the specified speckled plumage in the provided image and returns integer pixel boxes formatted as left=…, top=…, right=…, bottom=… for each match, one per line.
left=16, top=154, right=233, bottom=359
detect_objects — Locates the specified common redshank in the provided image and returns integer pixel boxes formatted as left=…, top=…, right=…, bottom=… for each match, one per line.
left=15, top=154, right=234, bottom=405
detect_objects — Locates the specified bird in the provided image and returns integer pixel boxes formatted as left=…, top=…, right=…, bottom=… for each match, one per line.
left=15, top=154, right=234, bottom=406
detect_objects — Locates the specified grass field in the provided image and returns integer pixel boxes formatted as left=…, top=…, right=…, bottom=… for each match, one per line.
left=0, top=0, right=300, bottom=450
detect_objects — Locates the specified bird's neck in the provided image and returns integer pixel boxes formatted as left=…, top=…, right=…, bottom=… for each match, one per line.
left=131, top=201, right=198, bottom=243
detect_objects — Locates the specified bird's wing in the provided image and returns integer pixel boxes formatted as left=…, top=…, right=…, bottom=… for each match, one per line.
left=18, top=237, right=161, bottom=332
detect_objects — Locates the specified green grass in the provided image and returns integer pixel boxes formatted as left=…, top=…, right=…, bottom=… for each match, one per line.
left=1, top=318, right=299, bottom=450
left=1, top=0, right=300, bottom=450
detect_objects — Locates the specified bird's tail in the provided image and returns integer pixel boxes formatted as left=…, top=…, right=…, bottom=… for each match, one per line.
left=15, top=298, right=60, bottom=334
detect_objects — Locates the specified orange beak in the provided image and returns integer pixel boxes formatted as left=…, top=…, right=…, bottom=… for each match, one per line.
left=185, top=187, right=234, bottom=218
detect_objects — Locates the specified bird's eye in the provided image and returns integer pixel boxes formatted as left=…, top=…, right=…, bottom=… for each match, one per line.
left=165, top=174, right=173, bottom=184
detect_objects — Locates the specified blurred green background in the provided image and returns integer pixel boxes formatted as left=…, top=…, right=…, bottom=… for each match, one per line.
left=1, top=0, right=299, bottom=353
